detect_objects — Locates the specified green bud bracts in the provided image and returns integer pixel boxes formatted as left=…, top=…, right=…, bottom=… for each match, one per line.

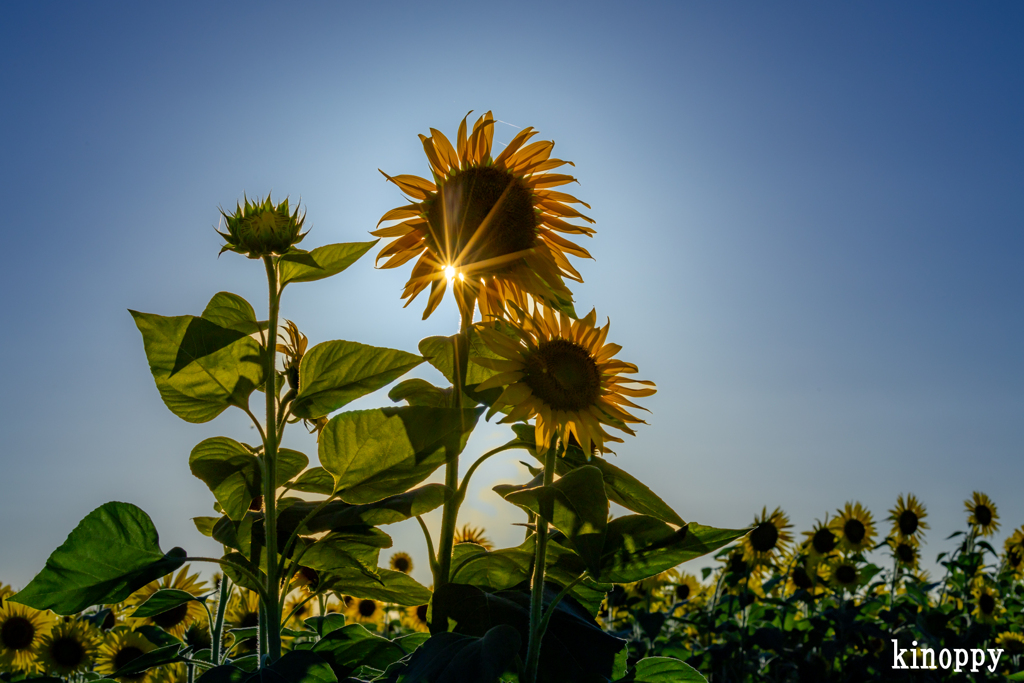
left=217, top=194, right=307, bottom=258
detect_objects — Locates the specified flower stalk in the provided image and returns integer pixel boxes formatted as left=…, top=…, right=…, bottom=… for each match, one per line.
left=261, top=255, right=283, bottom=661
left=523, top=441, right=558, bottom=683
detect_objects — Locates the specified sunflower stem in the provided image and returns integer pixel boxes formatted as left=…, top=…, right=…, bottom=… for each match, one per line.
left=212, top=574, right=231, bottom=664
left=261, top=255, right=284, bottom=661
left=523, top=441, right=558, bottom=683
left=429, top=307, right=473, bottom=633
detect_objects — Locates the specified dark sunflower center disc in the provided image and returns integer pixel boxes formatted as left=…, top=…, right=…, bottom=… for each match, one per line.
left=185, top=625, right=212, bottom=650
left=1, top=616, right=35, bottom=650
left=114, top=646, right=145, bottom=679
left=793, top=567, right=814, bottom=590
left=812, top=528, right=837, bottom=554
left=523, top=339, right=601, bottom=411
left=975, top=505, right=992, bottom=526
left=153, top=603, right=189, bottom=630
left=750, top=522, right=780, bottom=552
left=424, top=167, right=537, bottom=269
left=52, top=636, right=86, bottom=668
left=416, top=604, right=429, bottom=622
left=844, top=519, right=866, bottom=544
left=394, top=557, right=411, bottom=573
left=979, top=593, right=995, bottom=615
left=675, top=584, right=691, bottom=601
left=835, top=565, right=857, bottom=584
left=358, top=600, right=377, bottom=618
left=898, top=510, right=919, bottom=536
left=896, top=543, right=916, bottom=564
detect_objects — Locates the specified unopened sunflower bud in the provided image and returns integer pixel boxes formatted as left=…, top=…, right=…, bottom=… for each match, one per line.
left=217, top=194, right=307, bottom=258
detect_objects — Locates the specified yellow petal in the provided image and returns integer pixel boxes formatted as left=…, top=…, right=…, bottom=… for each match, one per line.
left=475, top=371, right=524, bottom=392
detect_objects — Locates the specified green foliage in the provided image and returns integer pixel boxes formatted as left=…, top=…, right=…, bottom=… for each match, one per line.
left=130, top=588, right=204, bottom=618
left=279, top=240, right=378, bottom=285
left=385, top=625, right=521, bottom=683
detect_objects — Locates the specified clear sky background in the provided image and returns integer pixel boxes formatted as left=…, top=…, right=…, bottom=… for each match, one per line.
left=1, top=2, right=1021, bottom=590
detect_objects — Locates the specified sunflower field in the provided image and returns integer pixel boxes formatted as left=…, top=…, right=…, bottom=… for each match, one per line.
left=2, top=113, right=1022, bottom=683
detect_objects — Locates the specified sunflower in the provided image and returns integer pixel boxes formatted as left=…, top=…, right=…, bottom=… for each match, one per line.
left=784, top=559, right=826, bottom=598
left=971, top=583, right=1004, bottom=623
left=0, top=601, right=54, bottom=672
left=343, top=598, right=385, bottom=627
left=36, top=619, right=100, bottom=677
left=374, top=111, right=595, bottom=321
left=126, top=567, right=207, bottom=639
left=831, top=502, right=876, bottom=554
left=995, top=631, right=1024, bottom=657
left=888, top=537, right=920, bottom=570
left=742, top=507, right=793, bottom=565
left=477, top=305, right=655, bottom=454
left=965, top=492, right=1000, bottom=537
left=0, top=584, right=13, bottom=601
left=95, top=628, right=156, bottom=682
left=887, top=494, right=929, bottom=542
left=668, top=573, right=705, bottom=612
left=401, top=604, right=430, bottom=633
left=802, top=518, right=839, bottom=562
left=720, top=551, right=767, bottom=598
left=1003, top=526, right=1024, bottom=578
left=453, top=524, right=494, bottom=551
left=224, top=589, right=261, bottom=655
left=389, top=552, right=414, bottom=575
left=284, top=593, right=316, bottom=628
left=824, top=556, right=864, bottom=592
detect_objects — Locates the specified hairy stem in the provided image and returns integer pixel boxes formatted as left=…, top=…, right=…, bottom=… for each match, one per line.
left=261, top=255, right=283, bottom=661
left=523, top=442, right=558, bottom=683
left=211, top=574, right=232, bottom=664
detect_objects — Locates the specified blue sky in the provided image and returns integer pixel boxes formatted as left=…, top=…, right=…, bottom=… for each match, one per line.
left=1, top=2, right=1021, bottom=589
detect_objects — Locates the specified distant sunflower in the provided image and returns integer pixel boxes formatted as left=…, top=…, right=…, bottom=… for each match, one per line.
left=831, top=502, right=876, bottom=554
left=995, top=631, right=1024, bottom=656
left=477, top=305, right=656, bottom=454
left=1003, top=526, right=1024, bottom=578
left=720, top=551, right=766, bottom=597
left=284, top=594, right=315, bottom=628
left=670, top=573, right=703, bottom=604
left=95, top=628, right=156, bottom=682
left=0, top=601, right=54, bottom=672
left=37, top=620, right=100, bottom=677
left=454, top=524, right=494, bottom=551
left=889, top=537, right=920, bottom=570
left=126, top=567, right=207, bottom=639
left=965, top=492, right=1000, bottom=537
left=971, top=583, right=1004, bottom=623
left=784, top=559, right=826, bottom=598
left=887, top=494, right=929, bottom=542
left=402, top=604, right=430, bottom=633
left=389, top=552, right=414, bottom=575
left=224, top=590, right=260, bottom=654
left=344, top=598, right=384, bottom=627
left=803, top=518, right=839, bottom=561
left=374, top=111, right=594, bottom=320
left=825, top=557, right=864, bottom=592
left=742, top=507, right=793, bottom=565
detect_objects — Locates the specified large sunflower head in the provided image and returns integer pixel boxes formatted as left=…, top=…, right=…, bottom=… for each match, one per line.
left=0, top=601, right=54, bottom=672
left=965, top=491, right=1000, bottom=537
left=742, top=507, right=794, bottom=565
left=126, top=567, right=207, bottom=639
left=402, top=604, right=430, bottom=633
left=477, top=305, right=655, bottom=454
left=831, top=502, right=876, bottom=554
left=343, top=598, right=385, bottom=627
left=95, top=628, right=156, bottom=683
left=37, top=619, right=100, bottom=677
left=374, top=111, right=595, bottom=320
left=887, top=493, right=929, bottom=542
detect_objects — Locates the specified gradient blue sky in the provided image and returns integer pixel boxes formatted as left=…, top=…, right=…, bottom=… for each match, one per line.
left=2, top=2, right=1021, bottom=589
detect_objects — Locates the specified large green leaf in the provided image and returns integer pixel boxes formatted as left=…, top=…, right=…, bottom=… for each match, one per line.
left=12, top=502, right=186, bottom=614
left=388, top=626, right=520, bottom=683
left=290, top=341, right=424, bottom=420
left=599, top=517, right=749, bottom=584
left=130, top=310, right=264, bottom=423
left=614, top=657, right=707, bottom=683
left=320, top=568, right=431, bottom=606
left=278, top=485, right=451, bottom=539
left=311, top=624, right=408, bottom=680
left=285, top=467, right=334, bottom=495
left=318, top=406, right=481, bottom=504
left=299, top=527, right=392, bottom=574
left=501, top=466, right=609, bottom=575
left=201, top=292, right=265, bottom=336
left=130, top=588, right=203, bottom=618
left=279, top=240, right=378, bottom=285
left=388, top=378, right=451, bottom=407
left=112, top=643, right=187, bottom=678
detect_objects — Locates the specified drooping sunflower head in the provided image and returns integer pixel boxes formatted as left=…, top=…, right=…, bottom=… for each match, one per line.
left=0, top=601, right=54, bottom=672
left=831, top=502, right=876, bottom=554
left=802, top=518, right=839, bottom=561
left=996, top=631, right=1024, bottom=656
left=971, top=582, right=1004, bottom=624
left=374, top=111, right=595, bottom=320
left=454, top=524, right=494, bottom=551
left=126, top=567, right=207, bottom=639
left=887, top=493, right=929, bottom=542
left=217, top=193, right=307, bottom=259
left=37, top=619, right=100, bottom=677
left=402, top=604, right=430, bottom=633
left=477, top=305, right=656, bottom=454
left=742, top=507, right=794, bottom=565
left=344, top=598, right=385, bottom=627
left=388, top=552, right=414, bottom=575
left=965, top=491, right=1000, bottom=537
left=95, top=628, right=156, bottom=682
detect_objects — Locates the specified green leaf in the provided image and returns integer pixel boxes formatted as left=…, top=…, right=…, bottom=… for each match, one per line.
left=502, top=466, right=609, bottom=575
left=12, top=502, right=186, bottom=614
left=599, top=518, right=749, bottom=584
left=389, top=626, right=520, bottom=683
left=320, top=568, right=432, bottom=606
left=311, top=624, right=407, bottom=680
left=615, top=657, right=707, bottom=683
left=279, top=240, right=378, bottom=286
left=130, top=310, right=264, bottom=423
left=196, top=666, right=250, bottom=683
left=189, top=438, right=261, bottom=521
left=130, top=589, right=202, bottom=618
left=286, top=467, right=335, bottom=495
left=193, top=517, right=219, bottom=537
left=112, top=644, right=186, bottom=678
left=201, top=292, right=265, bottom=336
left=300, top=527, right=392, bottom=574
left=290, top=340, right=424, bottom=420
left=277, top=449, right=310, bottom=486
left=388, top=378, right=451, bottom=407
left=304, top=614, right=348, bottom=638
left=248, top=650, right=338, bottom=683
left=278, top=485, right=451, bottom=538
left=318, top=406, right=481, bottom=504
